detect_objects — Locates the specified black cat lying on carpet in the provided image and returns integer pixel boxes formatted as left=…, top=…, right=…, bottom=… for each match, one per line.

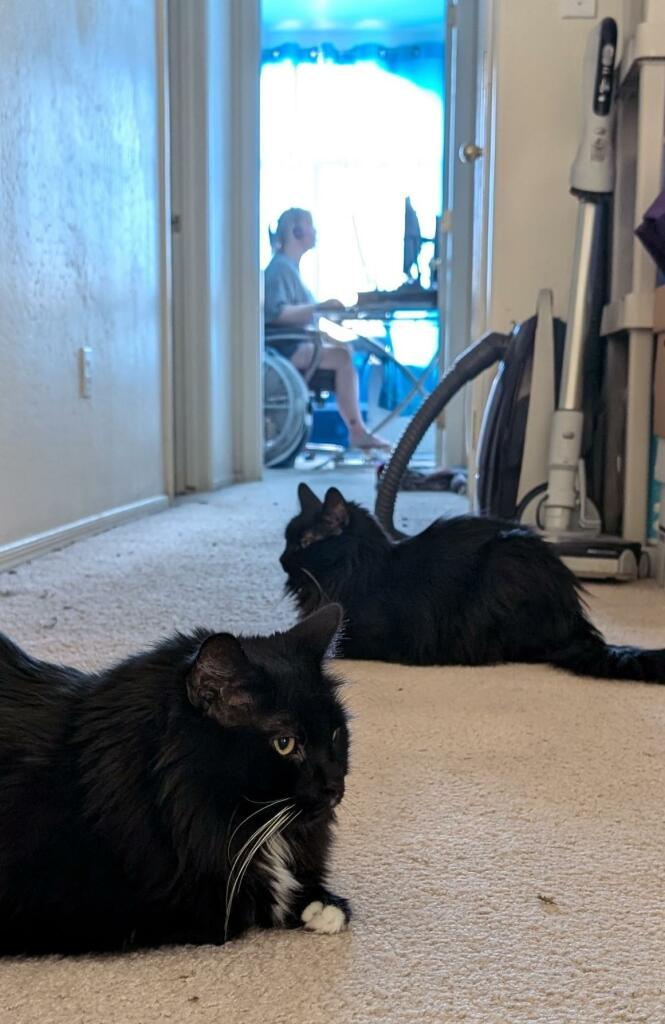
left=282, top=484, right=665, bottom=683
left=0, top=605, right=350, bottom=954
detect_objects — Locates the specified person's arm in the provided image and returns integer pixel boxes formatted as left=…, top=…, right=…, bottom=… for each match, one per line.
left=264, top=256, right=346, bottom=326
left=272, top=302, right=319, bottom=327
left=271, top=298, right=345, bottom=327
left=265, top=264, right=316, bottom=326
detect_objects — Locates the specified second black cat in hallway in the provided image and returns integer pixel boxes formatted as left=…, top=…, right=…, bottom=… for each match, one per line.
left=281, top=484, right=665, bottom=683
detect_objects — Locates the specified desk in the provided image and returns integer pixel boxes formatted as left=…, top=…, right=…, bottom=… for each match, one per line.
left=321, top=305, right=440, bottom=435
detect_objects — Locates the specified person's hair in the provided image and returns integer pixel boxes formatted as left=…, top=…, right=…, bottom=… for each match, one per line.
left=269, top=208, right=311, bottom=251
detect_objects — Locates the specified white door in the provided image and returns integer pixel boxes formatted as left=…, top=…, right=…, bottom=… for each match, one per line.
left=466, top=0, right=497, bottom=503
left=439, top=0, right=496, bottom=489
left=168, top=0, right=262, bottom=493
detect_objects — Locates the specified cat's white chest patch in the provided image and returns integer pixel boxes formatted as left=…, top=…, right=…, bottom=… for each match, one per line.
left=261, top=832, right=301, bottom=925
left=301, top=900, right=347, bottom=934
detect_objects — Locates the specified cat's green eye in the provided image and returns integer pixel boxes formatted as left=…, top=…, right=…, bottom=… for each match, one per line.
left=300, top=531, right=315, bottom=549
left=332, top=728, right=340, bottom=742
left=272, top=736, right=296, bottom=757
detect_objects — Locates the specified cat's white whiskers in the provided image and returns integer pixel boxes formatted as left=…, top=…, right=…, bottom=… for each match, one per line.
left=226, top=798, right=291, bottom=863
left=227, top=806, right=290, bottom=890
left=225, top=812, right=287, bottom=940
left=224, top=805, right=294, bottom=938
left=261, top=809, right=303, bottom=924
left=233, top=808, right=296, bottom=892
left=231, top=808, right=299, bottom=914
left=227, top=800, right=292, bottom=870
left=232, top=808, right=302, bottom=924
left=224, top=805, right=299, bottom=941
left=243, top=796, right=291, bottom=806
left=225, top=814, right=283, bottom=934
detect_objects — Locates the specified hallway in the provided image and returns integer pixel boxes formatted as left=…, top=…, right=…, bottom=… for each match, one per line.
left=2, top=470, right=665, bottom=1023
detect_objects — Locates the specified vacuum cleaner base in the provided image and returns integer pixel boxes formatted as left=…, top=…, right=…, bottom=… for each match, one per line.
left=545, top=536, right=642, bottom=582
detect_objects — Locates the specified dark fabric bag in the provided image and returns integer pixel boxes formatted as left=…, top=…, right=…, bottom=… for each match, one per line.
left=636, top=189, right=665, bottom=276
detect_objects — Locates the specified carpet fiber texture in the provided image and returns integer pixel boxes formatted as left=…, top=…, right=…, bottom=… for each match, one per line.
left=1, top=468, right=665, bottom=1024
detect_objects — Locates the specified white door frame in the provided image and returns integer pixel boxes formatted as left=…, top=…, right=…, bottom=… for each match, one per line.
left=439, top=0, right=480, bottom=469
left=230, top=0, right=262, bottom=483
left=168, top=0, right=262, bottom=493
left=169, top=0, right=217, bottom=492
left=464, top=0, right=499, bottom=501
left=156, top=0, right=175, bottom=500
left=439, top=0, right=496, bottom=476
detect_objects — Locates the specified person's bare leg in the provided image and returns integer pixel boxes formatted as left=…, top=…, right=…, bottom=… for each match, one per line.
left=289, top=342, right=317, bottom=378
left=315, top=345, right=389, bottom=449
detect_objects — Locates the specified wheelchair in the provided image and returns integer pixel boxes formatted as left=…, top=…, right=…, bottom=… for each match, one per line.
left=263, top=327, right=342, bottom=468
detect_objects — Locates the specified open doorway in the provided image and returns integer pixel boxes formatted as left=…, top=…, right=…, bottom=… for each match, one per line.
left=260, top=1, right=446, bottom=471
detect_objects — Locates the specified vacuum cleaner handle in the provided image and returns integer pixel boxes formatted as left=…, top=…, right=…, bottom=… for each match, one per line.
left=544, top=18, right=617, bottom=535
left=375, top=331, right=510, bottom=537
left=570, top=17, right=617, bottom=198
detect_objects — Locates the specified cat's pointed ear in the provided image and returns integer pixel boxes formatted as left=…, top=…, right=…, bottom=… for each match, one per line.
left=286, top=603, right=344, bottom=661
left=298, top=482, right=322, bottom=515
left=323, top=487, right=349, bottom=532
left=187, top=633, right=255, bottom=725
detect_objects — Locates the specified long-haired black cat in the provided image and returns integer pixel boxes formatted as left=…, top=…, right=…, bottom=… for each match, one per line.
left=281, top=484, right=665, bottom=683
left=0, top=604, right=351, bottom=955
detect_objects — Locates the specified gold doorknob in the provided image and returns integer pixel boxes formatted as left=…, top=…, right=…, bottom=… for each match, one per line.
left=459, top=142, right=483, bottom=164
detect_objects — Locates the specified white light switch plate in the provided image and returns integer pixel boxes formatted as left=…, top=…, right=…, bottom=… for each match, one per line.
left=560, top=0, right=596, bottom=17
left=79, top=346, right=93, bottom=398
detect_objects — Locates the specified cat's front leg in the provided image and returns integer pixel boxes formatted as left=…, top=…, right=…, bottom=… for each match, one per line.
left=295, top=885, right=351, bottom=935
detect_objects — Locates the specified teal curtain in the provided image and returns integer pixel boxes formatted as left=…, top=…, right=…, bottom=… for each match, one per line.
left=262, top=41, right=444, bottom=99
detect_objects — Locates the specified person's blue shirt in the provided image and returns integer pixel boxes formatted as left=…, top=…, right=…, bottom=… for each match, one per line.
left=264, top=252, right=316, bottom=324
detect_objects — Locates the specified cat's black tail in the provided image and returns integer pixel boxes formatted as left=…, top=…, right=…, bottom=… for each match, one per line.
left=551, top=635, right=665, bottom=684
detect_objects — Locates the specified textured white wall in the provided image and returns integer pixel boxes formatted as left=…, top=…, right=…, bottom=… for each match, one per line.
left=0, top=0, right=164, bottom=547
left=487, top=0, right=626, bottom=330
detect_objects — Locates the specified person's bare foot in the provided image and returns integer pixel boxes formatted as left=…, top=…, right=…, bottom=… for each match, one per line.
left=348, top=428, right=391, bottom=451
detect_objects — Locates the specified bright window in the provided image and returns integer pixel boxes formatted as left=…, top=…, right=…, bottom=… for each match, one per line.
left=260, top=45, right=443, bottom=305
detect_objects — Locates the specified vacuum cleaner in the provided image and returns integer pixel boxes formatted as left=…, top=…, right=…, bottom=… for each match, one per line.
left=375, top=18, right=641, bottom=581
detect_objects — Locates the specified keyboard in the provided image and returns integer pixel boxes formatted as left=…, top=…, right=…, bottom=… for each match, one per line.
left=356, top=283, right=438, bottom=310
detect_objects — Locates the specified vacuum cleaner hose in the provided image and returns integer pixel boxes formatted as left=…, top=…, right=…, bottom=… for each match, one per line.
left=375, top=331, right=511, bottom=537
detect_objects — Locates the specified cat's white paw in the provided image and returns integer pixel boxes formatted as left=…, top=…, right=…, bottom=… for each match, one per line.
left=301, top=901, right=347, bottom=934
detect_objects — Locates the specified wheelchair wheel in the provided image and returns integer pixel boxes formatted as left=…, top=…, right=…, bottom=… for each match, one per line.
left=263, top=349, right=311, bottom=468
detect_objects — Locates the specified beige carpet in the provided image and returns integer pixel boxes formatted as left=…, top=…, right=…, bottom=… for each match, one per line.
left=2, top=468, right=665, bottom=1024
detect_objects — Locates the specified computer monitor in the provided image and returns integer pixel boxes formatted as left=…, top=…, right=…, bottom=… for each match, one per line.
left=403, top=197, right=422, bottom=280
left=431, top=214, right=441, bottom=288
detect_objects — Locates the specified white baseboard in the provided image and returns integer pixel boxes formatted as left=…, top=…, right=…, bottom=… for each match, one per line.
left=0, top=496, right=170, bottom=572
left=211, top=474, right=236, bottom=490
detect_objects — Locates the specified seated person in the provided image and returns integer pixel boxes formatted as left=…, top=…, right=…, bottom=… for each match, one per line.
left=264, top=207, right=389, bottom=451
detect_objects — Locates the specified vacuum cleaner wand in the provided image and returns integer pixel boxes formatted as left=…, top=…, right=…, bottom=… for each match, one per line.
left=544, top=17, right=617, bottom=536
